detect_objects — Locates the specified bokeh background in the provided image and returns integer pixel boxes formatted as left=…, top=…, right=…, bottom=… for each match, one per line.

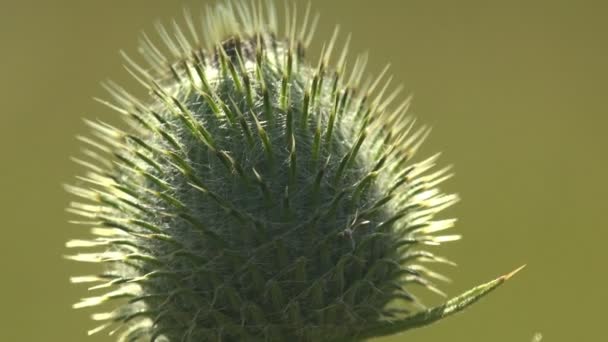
left=1, top=0, right=606, bottom=341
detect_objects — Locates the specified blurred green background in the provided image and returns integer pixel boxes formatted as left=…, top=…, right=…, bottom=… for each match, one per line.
left=1, top=0, right=606, bottom=341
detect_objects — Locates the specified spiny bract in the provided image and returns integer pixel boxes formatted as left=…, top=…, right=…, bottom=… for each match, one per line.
left=66, top=1, right=463, bottom=341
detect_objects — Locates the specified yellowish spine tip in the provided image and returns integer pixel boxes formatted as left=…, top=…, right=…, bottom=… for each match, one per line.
left=503, top=264, right=527, bottom=281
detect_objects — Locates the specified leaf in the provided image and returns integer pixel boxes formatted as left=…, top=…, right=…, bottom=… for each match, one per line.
left=358, top=265, right=526, bottom=339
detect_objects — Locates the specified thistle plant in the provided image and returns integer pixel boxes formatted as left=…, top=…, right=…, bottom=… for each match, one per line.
left=65, top=1, right=521, bottom=341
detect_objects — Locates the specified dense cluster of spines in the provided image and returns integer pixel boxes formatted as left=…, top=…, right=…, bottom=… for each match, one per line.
left=66, top=1, right=460, bottom=341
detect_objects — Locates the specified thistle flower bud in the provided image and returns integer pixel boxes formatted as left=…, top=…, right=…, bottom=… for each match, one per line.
left=66, top=1, right=516, bottom=341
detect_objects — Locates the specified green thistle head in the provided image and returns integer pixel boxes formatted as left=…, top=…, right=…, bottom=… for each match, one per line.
left=66, top=1, right=519, bottom=341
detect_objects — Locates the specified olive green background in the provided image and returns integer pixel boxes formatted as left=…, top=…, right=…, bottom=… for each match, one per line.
left=1, top=0, right=605, bottom=341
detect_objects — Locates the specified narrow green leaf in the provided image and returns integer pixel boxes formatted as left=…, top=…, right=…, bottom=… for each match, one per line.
left=358, top=265, right=526, bottom=339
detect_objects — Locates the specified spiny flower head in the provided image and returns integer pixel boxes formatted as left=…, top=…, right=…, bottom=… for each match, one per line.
left=65, top=1, right=475, bottom=341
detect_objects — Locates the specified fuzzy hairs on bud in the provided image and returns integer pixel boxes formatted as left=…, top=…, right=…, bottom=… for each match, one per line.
left=64, top=1, right=478, bottom=341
